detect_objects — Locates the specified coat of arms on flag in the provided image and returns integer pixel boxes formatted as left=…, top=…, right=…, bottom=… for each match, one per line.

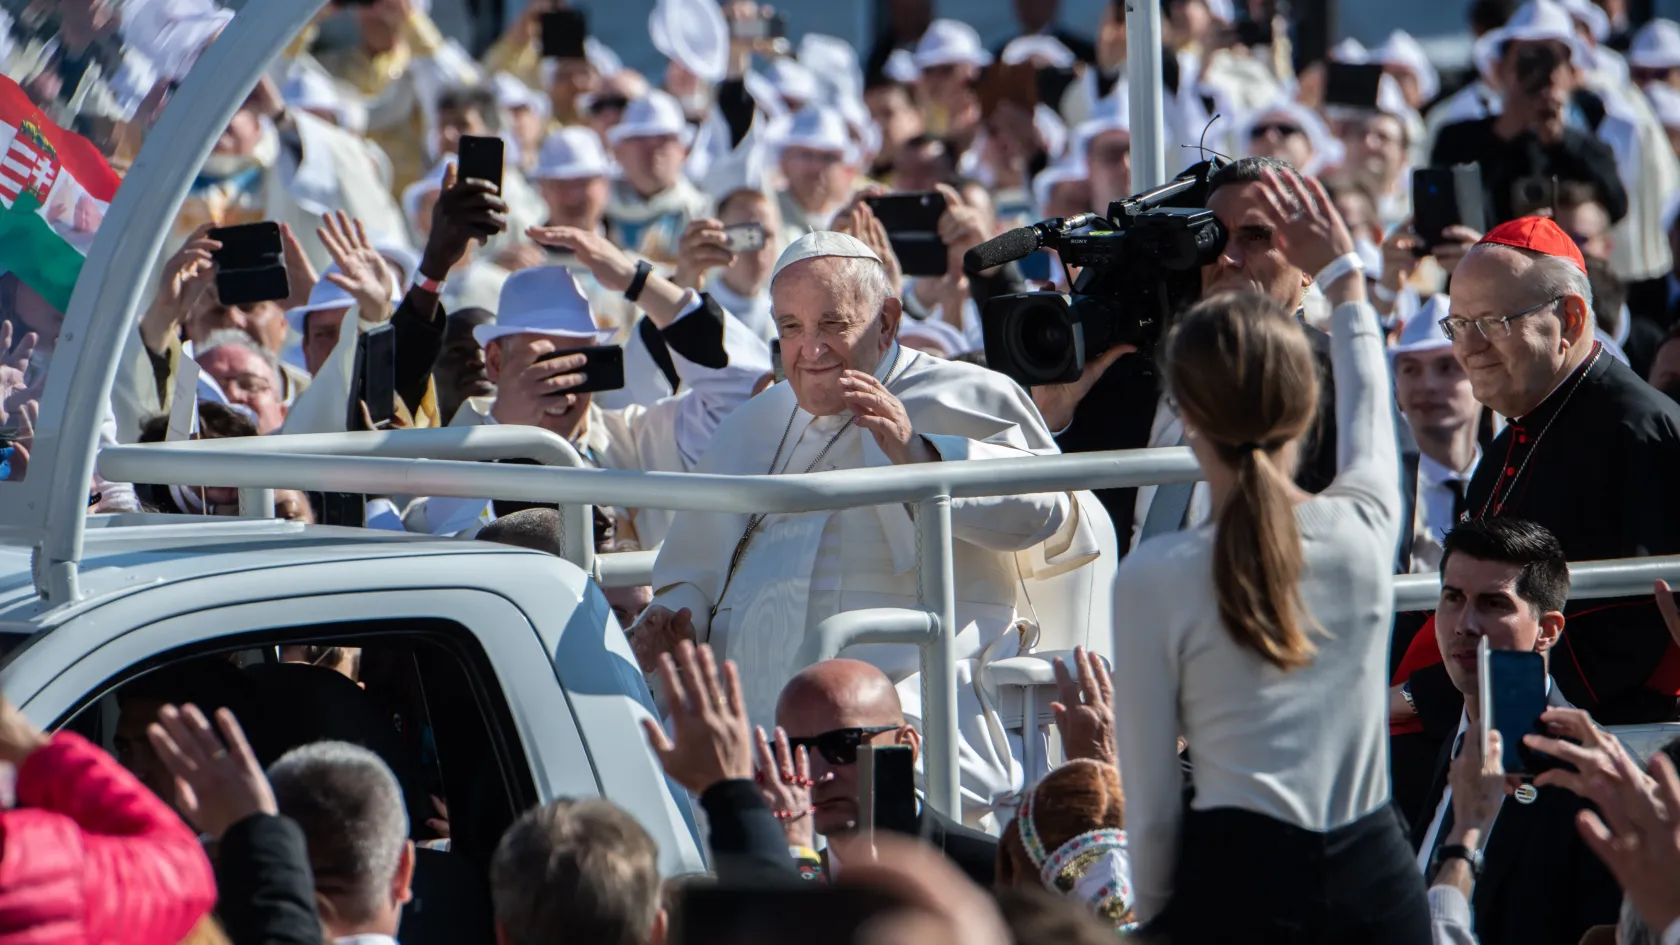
left=0, top=121, right=57, bottom=210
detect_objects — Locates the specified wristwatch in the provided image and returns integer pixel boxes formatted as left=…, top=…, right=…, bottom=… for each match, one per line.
left=1431, top=843, right=1483, bottom=882
left=624, top=259, right=654, bottom=302
left=1400, top=681, right=1416, bottom=713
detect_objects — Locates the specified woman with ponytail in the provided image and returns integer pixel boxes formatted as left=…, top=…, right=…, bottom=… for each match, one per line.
left=1113, top=167, right=1427, bottom=941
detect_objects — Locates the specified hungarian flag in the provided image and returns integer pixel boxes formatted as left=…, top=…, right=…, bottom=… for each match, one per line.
left=0, top=77, right=121, bottom=312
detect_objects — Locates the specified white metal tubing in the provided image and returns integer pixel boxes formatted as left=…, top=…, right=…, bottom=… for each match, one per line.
left=800, top=608, right=940, bottom=667
left=918, top=495, right=960, bottom=818
left=35, top=0, right=329, bottom=602
left=595, top=550, right=659, bottom=588
left=99, top=445, right=1201, bottom=514
left=1393, top=555, right=1680, bottom=612
left=1126, top=0, right=1170, bottom=190
left=238, top=489, right=275, bottom=520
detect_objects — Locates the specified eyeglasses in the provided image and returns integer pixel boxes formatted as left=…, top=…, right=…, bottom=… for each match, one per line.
left=786, top=725, right=900, bottom=766
left=1250, top=122, right=1303, bottom=140
left=1438, top=296, right=1561, bottom=343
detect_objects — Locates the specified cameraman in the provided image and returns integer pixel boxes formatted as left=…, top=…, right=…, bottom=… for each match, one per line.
left=1041, top=157, right=1414, bottom=556
left=1431, top=21, right=1627, bottom=229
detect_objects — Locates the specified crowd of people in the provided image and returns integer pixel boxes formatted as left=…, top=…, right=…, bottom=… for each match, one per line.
left=8, top=0, right=1680, bottom=942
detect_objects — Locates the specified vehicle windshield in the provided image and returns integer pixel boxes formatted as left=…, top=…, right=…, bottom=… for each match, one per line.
left=0, top=0, right=232, bottom=487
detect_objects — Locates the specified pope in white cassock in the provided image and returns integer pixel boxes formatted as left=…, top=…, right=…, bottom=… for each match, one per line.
left=632, top=231, right=1100, bottom=817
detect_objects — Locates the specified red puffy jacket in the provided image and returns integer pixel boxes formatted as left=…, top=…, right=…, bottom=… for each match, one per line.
left=0, top=732, right=216, bottom=945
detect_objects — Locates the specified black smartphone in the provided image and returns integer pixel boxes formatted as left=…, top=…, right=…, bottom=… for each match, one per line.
left=1479, top=639, right=1570, bottom=776
left=674, top=883, right=903, bottom=945
left=209, top=221, right=289, bottom=306
left=541, top=8, right=588, bottom=60
left=770, top=338, right=785, bottom=383
left=349, top=322, right=397, bottom=431
left=864, top=192, right=949, bottom=278
left=538, top=343, right=625, bottom=395
left=456, top=134, right=505, bottom=195
left=1412, top=165, right=1486, bottom=250
left=857, top=744, right=919, bottom=838
left=721, top=221, right=766, bottom=252
left=1324, top=62, right=1385, bottom=111
left=319, top=492, right=366, bottom=527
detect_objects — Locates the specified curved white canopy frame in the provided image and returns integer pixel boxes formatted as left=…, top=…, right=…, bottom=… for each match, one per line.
left=3, top=1, right=327, bottom=604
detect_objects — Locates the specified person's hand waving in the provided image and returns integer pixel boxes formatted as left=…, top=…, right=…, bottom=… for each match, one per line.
left=1576, top=748, right=1680, bottom=935
left=754, top=725, right=814, bottom=847
left=140, top=223, right=220, bottom=353
left=642, top=642, right=755, bottom=795
left=319, top=211, right=396, bottom=324
left=1525, top=707, right=1650, bottom=799
left=1051, top=646, right=1115, bottom=765
left=833, top=199, right=902, bottom=299
left=839, top=371, right=936, bottom=465
left=1256, top=167, right=1362, bottom=302
left=0, top=319, right=37, bottom=415
left=525, top=225, right=641, bottom=292
left=146, top=703, right=277, bottom=840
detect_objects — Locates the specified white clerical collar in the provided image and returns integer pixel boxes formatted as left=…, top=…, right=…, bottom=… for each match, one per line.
left=1419, top=447, right=1479, bottom=488
left=335, top=934, right=399, bottom=945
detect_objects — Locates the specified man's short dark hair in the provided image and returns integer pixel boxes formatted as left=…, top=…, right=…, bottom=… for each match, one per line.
left=437, top=85, right=501, bottom=127
left=1206, top=156, right=1302, bottom=209
left=268, top=741, right=410, bottom=926
left=1440, top=517, right=1571, bottom=614
left=138, top=401, right=259, bottom=443
left=491, top=799, right=662, bottom=945
left=476, top=508, right=561, bottom=555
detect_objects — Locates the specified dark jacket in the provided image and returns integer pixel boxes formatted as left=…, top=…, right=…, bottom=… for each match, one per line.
left=914, top=806, right=999, bottom=888
left=215, top=814, right=322, bottom=945
left=1430, top=117, right=1629, bottom=227
left=698, top=779, right=801, bottom=885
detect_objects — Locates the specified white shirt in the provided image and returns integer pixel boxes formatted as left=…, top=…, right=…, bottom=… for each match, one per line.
left=1410, top=448, right=1479, bottom=574
left=1113, top=301, right=1402, bottom=922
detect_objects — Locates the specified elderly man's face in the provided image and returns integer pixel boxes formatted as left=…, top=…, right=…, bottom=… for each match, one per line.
left=773, top=257, right=902, bottom=417
left=775, top=691, right=914, bottom=838
left=1394, top=348, right=1478, bottom=438
left=614, top=134, right=685, bottom=197
left=1448, top=246, right=1588, bottom=418
left=540, top=175, right=610, bottom=230
left=197, top=344, right=286, bottom=434
left=1203, top=181, right=1310, bottom=307
left=781, top=146, right=853, bottom=214
left=303, top=308, right=351, bottom=378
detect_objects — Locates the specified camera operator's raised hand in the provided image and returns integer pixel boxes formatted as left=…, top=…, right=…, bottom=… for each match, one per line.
left=641, top=642, right=755, bottom=794
left=146, top=703, right=276, bottom=841
left=672, top=217, right=736, bottom=292
left=1576, top=747, right=1680, bottom=938
left=1256, top=167, right=1365, bottom=307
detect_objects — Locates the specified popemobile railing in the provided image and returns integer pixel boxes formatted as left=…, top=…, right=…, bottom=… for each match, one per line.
left=96, top=431, right=1680, bottom=815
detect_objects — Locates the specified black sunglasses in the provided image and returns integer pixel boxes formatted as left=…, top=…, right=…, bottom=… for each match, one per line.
left=1250, top=122, right=1303, bottom=139
left=786, top=725, right=900, bottom=766
left=589, top=95, right=630, bottom=116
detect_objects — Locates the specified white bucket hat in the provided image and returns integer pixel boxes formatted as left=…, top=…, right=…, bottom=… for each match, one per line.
left=1001, top=34, right=1077, bottom=69
left=1472, top=0, right=1590, bottom=80
left=1232, top=98, right=1341, bottom=176
left=775, top=104, right=858, bottom=163
left=799, top=34, right=866, bottom=105
left=607, top=90, right=692, bottom=145
left=475, top=267, right=615, bottom=347
left=1558, top=0, right=1610, bottom=44
left=1630, top=19, right=1680, bottom=70
left=764, top=57, right=820, bottom=108
left=532, top=127, right=611, bottom=181
left=649, top=0, right=729, bottom=84
left=492, top=71, right=550, bottom=120
left=586, top=37, right=623, bottom=78
left=883, top=48, right=920, bottom=84
left=913, top=20, right=993, bottom=71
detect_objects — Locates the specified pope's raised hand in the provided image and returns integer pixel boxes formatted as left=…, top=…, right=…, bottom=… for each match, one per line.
left=839, top=370, right=934, bottom=465
left=628, top=605, right=696, bottom=674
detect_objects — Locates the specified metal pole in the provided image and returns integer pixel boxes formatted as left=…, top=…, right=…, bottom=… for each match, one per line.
left=916, top=494, right=960, bottom=818
left=1126, top=0, right=1169, bottom=190
left=1021, top=686, right=1042, bottom=790
left=238, top=488, right=275, bottom=519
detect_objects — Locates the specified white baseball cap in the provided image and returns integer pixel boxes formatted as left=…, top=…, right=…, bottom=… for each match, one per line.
left=764, top=57, right=820, bottom=108
left=883, top=48, right=920, bottom=84
left=532, top=127, right=611, bottom=181
left=771, top=230, right=882, bottom=281
left=475, top=267, right=616, bottom=347
left=913, top=19, right=992, bottom=71
left=776, top=105, right=856, bottom=160
left=649, top=0, right=729, bottom=84
left=492, top=71, right=549, bottom=119
left=1630, top=19, right=1680, bottom=70
left=1378, top=30, right=1440, bottom=102
left=799, top=33, right=866, bottom=105
left=607, top=90, right=692, bottom=144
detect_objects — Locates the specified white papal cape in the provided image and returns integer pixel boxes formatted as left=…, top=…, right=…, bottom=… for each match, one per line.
left=649, top=342, right=1101, bottom=817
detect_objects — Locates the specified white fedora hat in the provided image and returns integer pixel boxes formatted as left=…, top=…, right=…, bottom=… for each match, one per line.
left=607, top=90, right=692, bottom=145
left=475, top=267, right=615, bottom=347
left=1389, top=295, right=1453, bottom=360
left=648, top=0, right=729, bottom=84
left=775, top=104, right=857, bottom=161
left=1630, top=19, right=1680, bottom=70
left=1472, top=0, right=1589, bottom=79
left=913, top=19, right=992, bottom=71
left=532, top=126, right=611, bottom=181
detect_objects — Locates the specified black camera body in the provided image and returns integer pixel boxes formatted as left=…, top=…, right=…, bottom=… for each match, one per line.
left=980, top=162, right=1227, bottom=387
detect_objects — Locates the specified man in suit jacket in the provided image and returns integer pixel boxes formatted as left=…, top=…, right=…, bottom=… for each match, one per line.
left=1409, top=518, right=1621, bottom=945
left=776, top=658, right=999, bottom=887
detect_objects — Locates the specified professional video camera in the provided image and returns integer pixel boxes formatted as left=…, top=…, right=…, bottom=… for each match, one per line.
left=967, top=160, right=1227, bottom=387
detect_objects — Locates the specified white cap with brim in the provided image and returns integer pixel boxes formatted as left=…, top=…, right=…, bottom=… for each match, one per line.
left=765, top=57, right=821, bottom=107
left=913, top=19, right=993, bottom=71
left=607, top=90, right=692, bottom=145
left=532, top=127, right=611, bottom=181
left=1630, top=19, right=1680, bottom=70
left=285, top=262, right=402, bottom=334
left=492, top=71, right=550, bottom=119
left=586, top=37, right=623, bottom=78
left=883, top=48, right=920, bottom=84
left=771, top=230, right=882, bottom=282
left=1001, top=35, right=1077, bottom=69
left=1558, top=0, right=1611, bottom=44
left=775, top=105, right=858, bottom=164
left=1378, top=30, right=1440, bottom=102
left=1074, top=94, right=1132, bottom=151
left=475, top=266, right=615, bottom=347
left=799, top=33, right=866, bottom=105
left=1389, top=295, right=1453, bottom=359
left=649, top=0, right=729, bottom=84
left=1232, top=98, right=1341, bottom=176
left=1472, top=0, right=1589, bottom=80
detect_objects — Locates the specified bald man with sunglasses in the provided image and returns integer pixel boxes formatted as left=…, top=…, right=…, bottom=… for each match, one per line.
left=774, top=659, right=998, bottom=887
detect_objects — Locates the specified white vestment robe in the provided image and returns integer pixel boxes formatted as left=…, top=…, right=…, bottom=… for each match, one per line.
left=649, top=343, right=1101, bottom=816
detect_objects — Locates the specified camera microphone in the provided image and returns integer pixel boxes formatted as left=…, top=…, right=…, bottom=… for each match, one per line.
left=962, top=214, right=1098, bottom=276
